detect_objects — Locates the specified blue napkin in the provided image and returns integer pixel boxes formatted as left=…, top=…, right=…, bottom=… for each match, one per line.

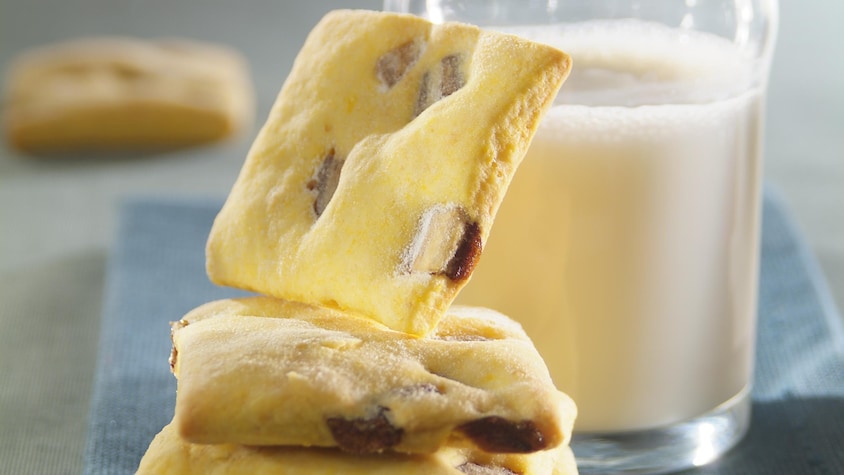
left=81, top=198, right=249, bottom=475
left=82, top=188, right=844, bottom=475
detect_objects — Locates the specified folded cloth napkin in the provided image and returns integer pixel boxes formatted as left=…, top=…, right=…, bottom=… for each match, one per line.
left=83, top=188, right=844, bottom=475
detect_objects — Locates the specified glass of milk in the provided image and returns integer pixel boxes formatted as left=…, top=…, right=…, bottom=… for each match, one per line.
left=385, top=1, right=778, bottom=473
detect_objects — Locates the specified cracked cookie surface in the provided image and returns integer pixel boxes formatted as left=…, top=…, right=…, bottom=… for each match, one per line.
left=205, top=9, right=571, bottom=336
left=169, top=297, right=576, bottom=455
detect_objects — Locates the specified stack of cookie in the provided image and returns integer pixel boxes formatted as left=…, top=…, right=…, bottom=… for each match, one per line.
left=138, top=9, right=577, bottom=475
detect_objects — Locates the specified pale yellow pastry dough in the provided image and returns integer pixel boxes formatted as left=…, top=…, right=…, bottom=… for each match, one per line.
left=137, top=422, right=579, bottom=475
left=3, top=37, right=253, bottom=153
left=170, top=297, right=576, bottom=455
left=205, top=9, right=571, bottom=336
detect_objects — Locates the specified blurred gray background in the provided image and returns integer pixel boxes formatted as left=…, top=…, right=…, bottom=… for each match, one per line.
left=0, top=0, right=841, bottom=473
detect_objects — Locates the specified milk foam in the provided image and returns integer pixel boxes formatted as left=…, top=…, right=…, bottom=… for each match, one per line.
left=500, top=20, right=757, bottom=106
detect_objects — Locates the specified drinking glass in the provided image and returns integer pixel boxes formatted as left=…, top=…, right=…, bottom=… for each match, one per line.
left=384, top=1, right=778, bottom=473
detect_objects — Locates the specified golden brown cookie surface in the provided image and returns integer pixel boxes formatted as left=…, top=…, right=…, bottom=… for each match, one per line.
left=137, top=422, right=579, bottom=475
left=170, top=297, right=576, bottom=455
left=205, top=9, right=570, bottom=335
left=3, top=37, right=253, bottom=153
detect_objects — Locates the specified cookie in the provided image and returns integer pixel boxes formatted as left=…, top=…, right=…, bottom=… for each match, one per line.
left=205, top=9, right=571, bottom=335
left=169, top=297, right=576, bottom=454
left=137, top=422, right=578, bottom=475
left=3, top=37, right=253, bottom=153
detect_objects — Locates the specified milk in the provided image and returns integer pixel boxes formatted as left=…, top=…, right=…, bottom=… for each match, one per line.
left=456, top=20, right=764, bottom=432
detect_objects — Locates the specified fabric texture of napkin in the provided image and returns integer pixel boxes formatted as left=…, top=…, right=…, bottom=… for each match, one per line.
left=82, top=188, right=844, bottom=475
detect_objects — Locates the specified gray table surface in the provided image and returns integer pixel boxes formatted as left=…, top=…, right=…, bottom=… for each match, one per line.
left=0, top=1, right=841, bottom=473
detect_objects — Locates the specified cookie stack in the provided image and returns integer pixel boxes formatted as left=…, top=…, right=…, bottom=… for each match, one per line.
left=138, top=9, right=577, bottom=475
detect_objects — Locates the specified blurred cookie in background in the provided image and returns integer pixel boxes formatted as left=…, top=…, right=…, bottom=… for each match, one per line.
left=2, top=37, right=254, bottom=155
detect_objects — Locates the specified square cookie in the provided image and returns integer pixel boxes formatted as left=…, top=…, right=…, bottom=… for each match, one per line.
left=170, top=297, right=577, bottom=455
left=3, top=37, right=253, bottom=153
left=138, top=422, right=579, bottom=475
left=205, top=10, right=570, bottom=335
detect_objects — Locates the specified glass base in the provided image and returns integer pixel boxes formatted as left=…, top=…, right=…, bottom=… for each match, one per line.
left=571, top=387, right=751, bottom=474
